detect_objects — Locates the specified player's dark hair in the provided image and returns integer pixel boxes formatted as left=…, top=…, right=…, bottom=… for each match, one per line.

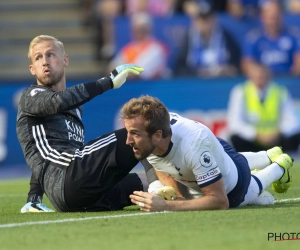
left=120, top=95, right=171, bottom=138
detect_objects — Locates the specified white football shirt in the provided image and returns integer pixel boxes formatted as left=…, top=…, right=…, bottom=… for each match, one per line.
left=147, top=113, right=238, bottom=198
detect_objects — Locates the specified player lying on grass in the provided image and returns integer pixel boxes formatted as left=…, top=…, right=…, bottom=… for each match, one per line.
left=120, top=95, right=293, bottom=211
left=18, top=35, right=149, bottom=212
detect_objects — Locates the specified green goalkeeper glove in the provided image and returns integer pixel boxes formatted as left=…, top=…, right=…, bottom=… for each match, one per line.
left=109, top=64, right=144, bottom=89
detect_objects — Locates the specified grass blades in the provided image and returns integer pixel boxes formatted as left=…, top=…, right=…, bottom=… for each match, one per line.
left=0, top=163, right=299, bottom=250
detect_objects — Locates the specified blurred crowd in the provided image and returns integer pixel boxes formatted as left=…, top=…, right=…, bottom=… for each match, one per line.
left=76, top=0, right=300, bottom=152
left=79, top=0, right=300, bottom=80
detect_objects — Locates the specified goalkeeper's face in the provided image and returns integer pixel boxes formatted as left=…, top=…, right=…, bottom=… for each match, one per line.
left=124, top=116, right=158, bottom=160
left=29, top=40, right=69, bottom=88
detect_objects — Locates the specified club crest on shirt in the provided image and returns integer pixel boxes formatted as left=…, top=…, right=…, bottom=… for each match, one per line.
left=30, top=88, right=46, bottom=96
left=200, top=151, right=212, bottom=168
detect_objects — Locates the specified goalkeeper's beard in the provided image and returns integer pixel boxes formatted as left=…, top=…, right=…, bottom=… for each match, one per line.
left=37, top=70, right=64, bottom=88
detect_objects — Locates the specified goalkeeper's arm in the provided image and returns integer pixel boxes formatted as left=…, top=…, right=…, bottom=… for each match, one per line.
left=21, top=174, right=55, bottom=213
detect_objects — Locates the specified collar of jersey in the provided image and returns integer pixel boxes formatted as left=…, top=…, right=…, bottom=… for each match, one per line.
left=156, top=141, right=173, bottom=157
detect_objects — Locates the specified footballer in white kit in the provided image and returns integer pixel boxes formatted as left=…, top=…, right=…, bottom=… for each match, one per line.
left=147, top=112, right=239, bottom=199
left=122, top=95, right=293, bottom=212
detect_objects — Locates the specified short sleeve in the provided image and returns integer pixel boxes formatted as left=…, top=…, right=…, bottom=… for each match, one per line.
left=189, top=138, right=222, bottom=188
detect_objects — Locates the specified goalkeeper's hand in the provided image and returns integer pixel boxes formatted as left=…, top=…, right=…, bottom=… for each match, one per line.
left=109, top=64, right=144, bottom=89
left=20, top=202, right=55, bottom=213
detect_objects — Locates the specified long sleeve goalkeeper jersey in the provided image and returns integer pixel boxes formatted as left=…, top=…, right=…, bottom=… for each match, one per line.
left=16, top=78, right=112, bottom=210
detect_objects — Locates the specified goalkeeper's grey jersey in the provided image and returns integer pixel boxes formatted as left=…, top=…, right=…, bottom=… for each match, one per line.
left=16, top=79, right=112, bottom=210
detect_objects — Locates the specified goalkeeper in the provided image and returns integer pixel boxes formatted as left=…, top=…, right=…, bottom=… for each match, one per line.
left=17, top=35, right=147, bottom=212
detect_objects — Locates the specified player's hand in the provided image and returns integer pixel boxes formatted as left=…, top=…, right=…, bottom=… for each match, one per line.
left=130, top=191, right=168, bottom=212
left=109, top=64, right=144, bottom=88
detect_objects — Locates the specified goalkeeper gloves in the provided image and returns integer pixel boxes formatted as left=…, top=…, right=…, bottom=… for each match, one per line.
left=109, top=64, right=144, bottom=88
left=21, top=202, right=55, bottom=213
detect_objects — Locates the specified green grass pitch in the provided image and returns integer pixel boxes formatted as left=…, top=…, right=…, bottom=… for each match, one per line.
left=0, top=163, right=299, bottom=250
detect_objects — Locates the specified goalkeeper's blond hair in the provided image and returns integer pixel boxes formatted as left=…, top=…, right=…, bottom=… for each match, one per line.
left=120, top=95, right=171, bottom=138
left=28, top=35, right=65, bottom=63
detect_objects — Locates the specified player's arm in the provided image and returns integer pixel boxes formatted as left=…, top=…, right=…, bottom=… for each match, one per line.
left=164, top=178, right=229, bottom=211
left=141, top=159, right=181, bottom=200
left=130, top=177, right=229, bottom=212
left=131, top=139, right=229, bottom=211
left=21, top=174, right=54, bottom=213
left=227, top=84, right=257, bottom=140
left=22, top=64, right=143, bottom=116
left=152, top=168, right=185, bottom=200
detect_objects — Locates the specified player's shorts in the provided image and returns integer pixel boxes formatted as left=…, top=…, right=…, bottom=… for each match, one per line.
left=63, top=128, right=140, bottom=212
left=217, top=138, right=251, bottom=208
left=81, top=173, right=143, bottom=212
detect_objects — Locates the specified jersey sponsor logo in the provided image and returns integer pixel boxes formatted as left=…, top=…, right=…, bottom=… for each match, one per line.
left=30, top=88, right=46, bottom=96
left=261, top=50, right=288, bottom=64
left=196, top=167, right=221, bottom=183
left=68, top=132, right=84, bottom=142
left=199, top=151, right=212, bottom=168
left=65, top=120, right=84, bottom=143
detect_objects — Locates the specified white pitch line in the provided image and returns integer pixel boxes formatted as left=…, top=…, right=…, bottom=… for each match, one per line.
left=274, top=197, right=300, bottom=203
left=0, top=197, right=299, bottom=229
left=0, top=212, right=168, bottom=229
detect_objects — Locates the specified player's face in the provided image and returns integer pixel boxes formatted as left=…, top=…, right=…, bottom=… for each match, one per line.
left=29, top=40, right=69, bottom=88
left=249, top=65, right=270, bottom=89
left=124, top=116, right=156, bottom=160
left=261, top=2, right=281, bottom=30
